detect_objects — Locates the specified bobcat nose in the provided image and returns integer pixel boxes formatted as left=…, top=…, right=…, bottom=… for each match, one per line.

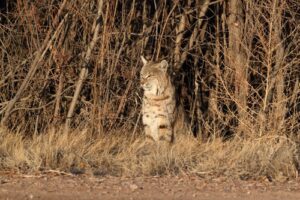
left=140, top=78, right=146, bottom=85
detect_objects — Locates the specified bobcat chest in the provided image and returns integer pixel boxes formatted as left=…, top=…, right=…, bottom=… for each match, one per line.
left=142, top=97, right=175, bottom=126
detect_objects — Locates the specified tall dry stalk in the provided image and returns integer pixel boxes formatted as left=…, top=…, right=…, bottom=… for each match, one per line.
left=64, top=0, right=103, bottom=134
left=0, top=0, right=298, bottom=140
left=1, top=0, right=68, bottom=126
left=226, top=0, right=249, bottom=136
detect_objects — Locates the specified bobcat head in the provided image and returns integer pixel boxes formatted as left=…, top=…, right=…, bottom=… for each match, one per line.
left=140, top=56, right=169, bottom=96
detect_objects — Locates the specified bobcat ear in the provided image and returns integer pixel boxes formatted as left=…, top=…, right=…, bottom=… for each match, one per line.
left=160, top=60, right=169, bottom=71
left=141, top=56, right=148, bottom=65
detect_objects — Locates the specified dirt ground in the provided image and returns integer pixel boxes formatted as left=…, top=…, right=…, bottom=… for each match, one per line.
left=1, top=171, right=300, bottom=200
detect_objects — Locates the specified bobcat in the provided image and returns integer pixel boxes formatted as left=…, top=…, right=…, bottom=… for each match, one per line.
left=140, top=56, right=177, bottom=144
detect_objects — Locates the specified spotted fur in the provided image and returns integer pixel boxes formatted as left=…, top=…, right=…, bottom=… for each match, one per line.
left=140, top=56, right=176, bottom=143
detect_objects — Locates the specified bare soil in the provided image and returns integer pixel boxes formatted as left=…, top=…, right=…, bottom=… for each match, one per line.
left=1, top=171, right=300, bottom=200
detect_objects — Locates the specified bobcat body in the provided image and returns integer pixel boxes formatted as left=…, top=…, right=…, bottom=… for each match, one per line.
left=140, top=56, right=176, bottom=143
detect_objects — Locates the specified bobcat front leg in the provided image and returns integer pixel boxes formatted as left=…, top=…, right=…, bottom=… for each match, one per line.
left=158, top=125, right=173, bottom=144
left=144, top=125, right=155, bottom=143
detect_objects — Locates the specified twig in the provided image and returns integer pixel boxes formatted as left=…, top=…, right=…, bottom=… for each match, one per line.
left=64, top=0, right=103, bottom=134
left=174, top=13, right=186, bottom=70
left=44, top=169, right=74, bottom=176
left=0, top=0, right=68, bottom=126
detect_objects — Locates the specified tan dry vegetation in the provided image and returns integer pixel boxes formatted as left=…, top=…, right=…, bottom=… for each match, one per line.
left=0, top=127, right=299, bottom=181
left=0, top=0, right=300, bottom=180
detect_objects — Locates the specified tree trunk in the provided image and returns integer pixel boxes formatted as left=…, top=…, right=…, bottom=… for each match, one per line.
left=226, top=0, right=249, bottom=136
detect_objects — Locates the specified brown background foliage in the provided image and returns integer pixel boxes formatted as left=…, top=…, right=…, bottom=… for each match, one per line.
left=0, top=0, right=299, bottom=139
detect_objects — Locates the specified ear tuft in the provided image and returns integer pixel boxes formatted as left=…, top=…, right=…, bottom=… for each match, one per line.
left=160, top=60, right=169, bottom=71
left=141, top=56, right=148, bottom=65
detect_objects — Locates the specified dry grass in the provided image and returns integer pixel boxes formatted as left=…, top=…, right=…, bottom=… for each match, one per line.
left=0, top=127, right=298, bottom=181
left=0, top=0, right=299, bottom=182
